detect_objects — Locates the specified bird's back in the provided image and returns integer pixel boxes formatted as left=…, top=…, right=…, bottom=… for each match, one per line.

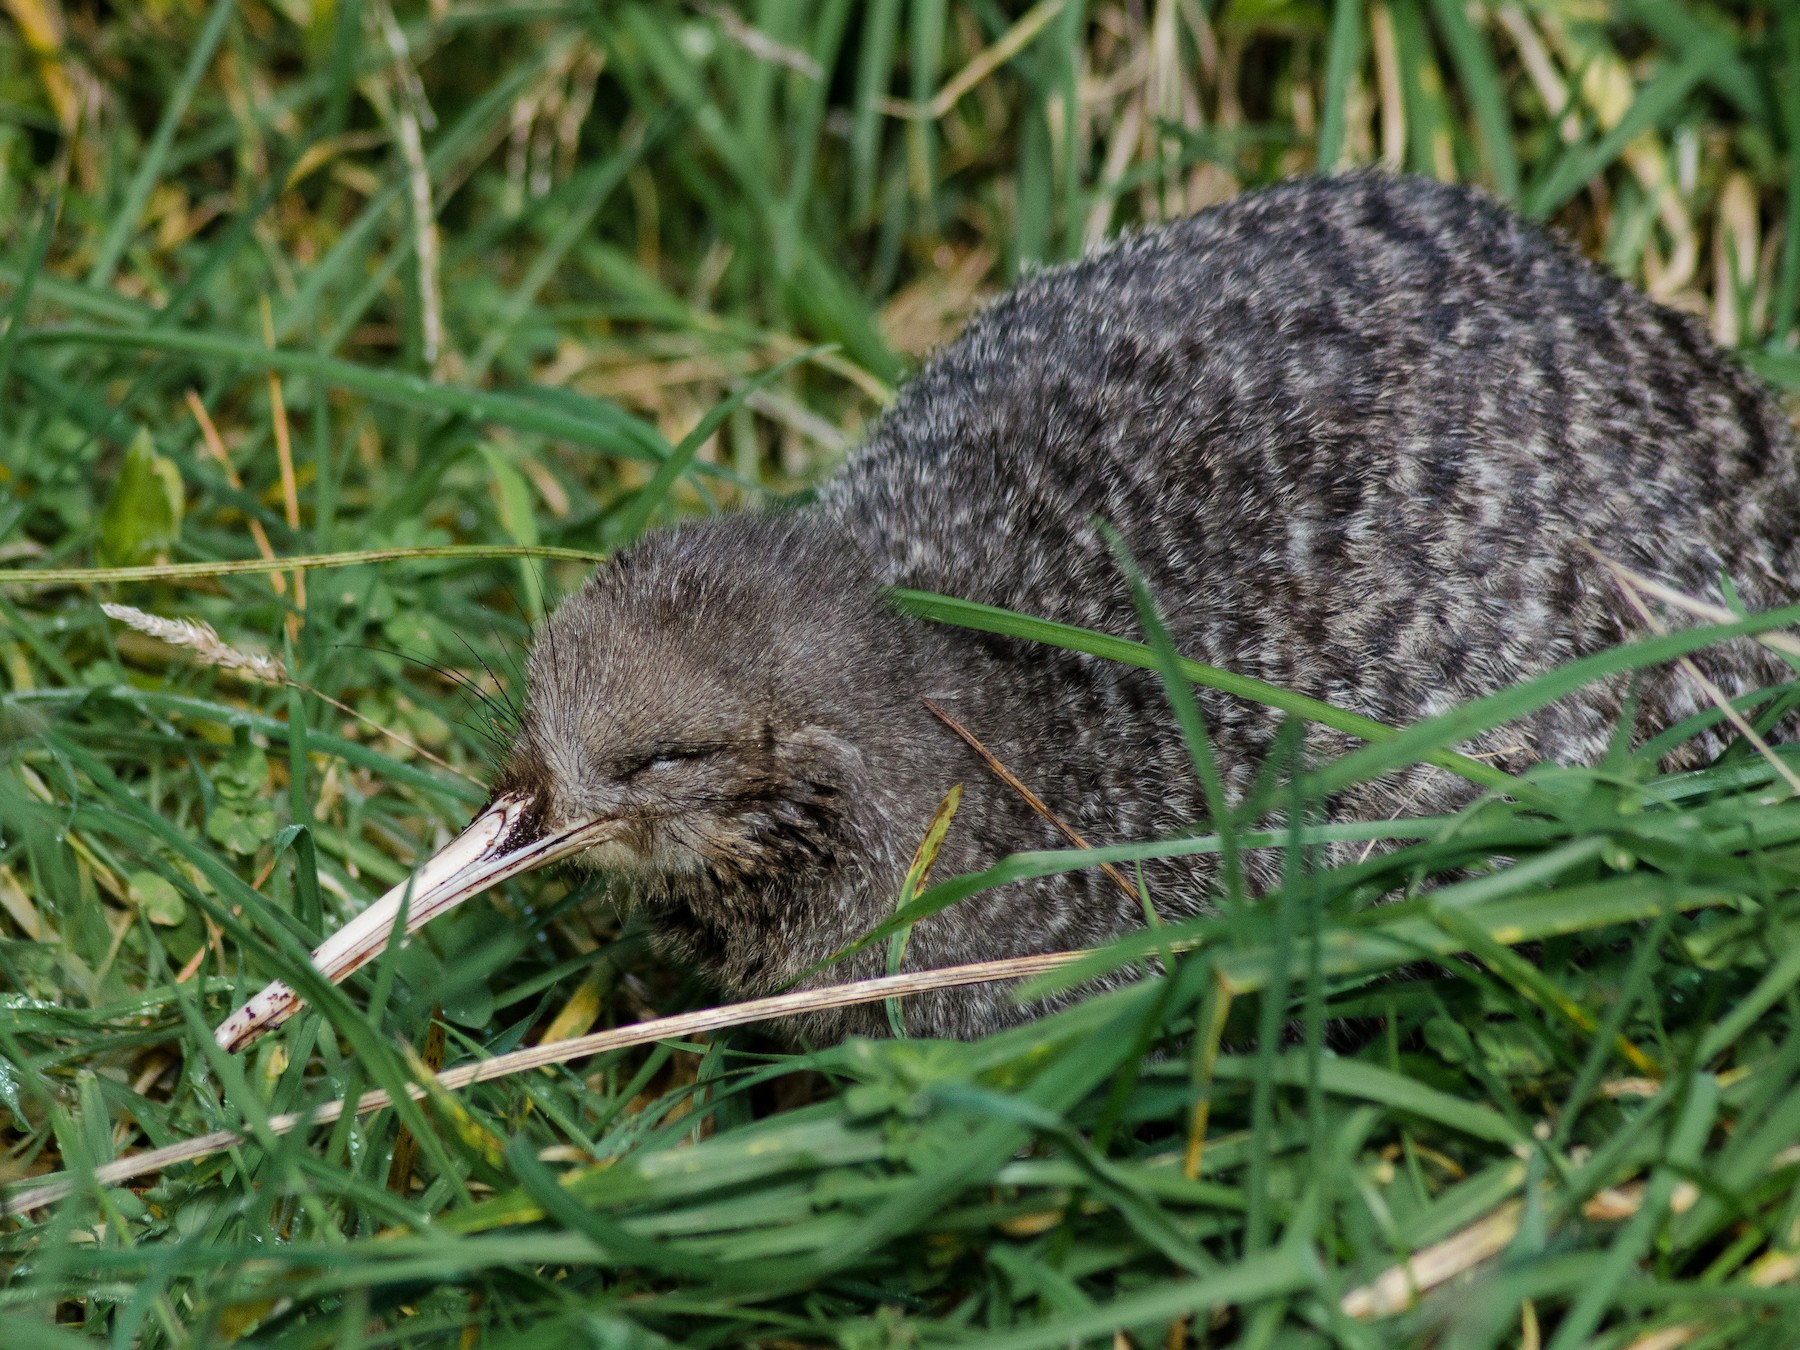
left=820, top=173, right=1800, bottom=838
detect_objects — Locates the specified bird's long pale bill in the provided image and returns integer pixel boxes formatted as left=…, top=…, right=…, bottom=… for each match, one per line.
left=214, top=792, right=617, bottom=1053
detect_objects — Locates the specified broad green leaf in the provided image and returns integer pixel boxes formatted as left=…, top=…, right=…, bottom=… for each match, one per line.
left=97, top=429, right=184, bottom=566
left=128, top=871, right=186, bottom=927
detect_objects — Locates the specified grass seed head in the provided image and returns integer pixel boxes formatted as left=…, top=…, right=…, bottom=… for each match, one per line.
left=100, top=602, right=287, bottom=685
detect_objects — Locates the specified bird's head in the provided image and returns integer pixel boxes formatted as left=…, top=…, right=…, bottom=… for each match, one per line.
left=496, top=514, right=918, bottom=889
left=215, top=515, right=931, bottom=1051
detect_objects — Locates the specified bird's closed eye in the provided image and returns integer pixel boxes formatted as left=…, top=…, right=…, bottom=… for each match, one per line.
left=615, top=745, right=714, bottom=780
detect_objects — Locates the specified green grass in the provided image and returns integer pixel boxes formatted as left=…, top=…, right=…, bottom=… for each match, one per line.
left=3, top=1, right=1800, bottom=1345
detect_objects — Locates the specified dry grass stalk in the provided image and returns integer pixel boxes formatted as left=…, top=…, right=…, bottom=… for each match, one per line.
left=1531, top=10, right=1697, bottom=299
left=1340, top=1198, right=1524, bottom=1319
left=693, top=1, right=821, bottom=80
left=17, top=763, right=126, bottom=919
left=1588, top=552, right=1800, bottom=797
left=1496, top=7, right=1577, bottom=147
left=1589, top=554, right=1800, bottom=663
left=3, top=0, right=90, bottom=136
left=371, top=0, right=443, bottom=370
left=1369, top=3, right=1405, bottom=171
left=386, top=1015, right=447, bottom=1197
left=0, top=546, right=608, bottom=590
left=1712, top=171, right=1761, bottom=347
left=1084, top=93, right=1143, bottom=246
left=922, top=696, right=1142, bottom=903
left=256, top=299, right=306, bottom=640
left=1581, top=1178, right=1698, bottom=1222
left=874, top=0, right=1065, bottom=121
left=1622, top=583, right=1799, bottom=795
left=0, top=864, right=53, bottom=942
left=1180, top=972, right=1233, bottom=1182
left=1619, top=1246, right=1800, bottom=1348
left=185, top=390, right=284, bottom=598
left=1519, top=1298, right=1541, bottom=1350
left=1345, top=1151, right=1800, bottom=1325
left=1, top=949, right=1086, bottom=1216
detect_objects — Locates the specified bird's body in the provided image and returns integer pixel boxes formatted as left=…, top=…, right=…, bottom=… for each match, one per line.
left=237, top=172, right=1799, bottom=1055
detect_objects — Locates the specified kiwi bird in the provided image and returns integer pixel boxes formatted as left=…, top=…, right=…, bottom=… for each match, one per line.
left=216, top=173, right=1800, bottom=1052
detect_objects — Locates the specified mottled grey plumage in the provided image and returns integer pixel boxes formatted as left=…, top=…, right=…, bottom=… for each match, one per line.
left=500, top=173, right=1800, bottom=1041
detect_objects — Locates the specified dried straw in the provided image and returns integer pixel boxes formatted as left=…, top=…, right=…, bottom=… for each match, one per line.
left=0, top=950, right=1082, bottom=1216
